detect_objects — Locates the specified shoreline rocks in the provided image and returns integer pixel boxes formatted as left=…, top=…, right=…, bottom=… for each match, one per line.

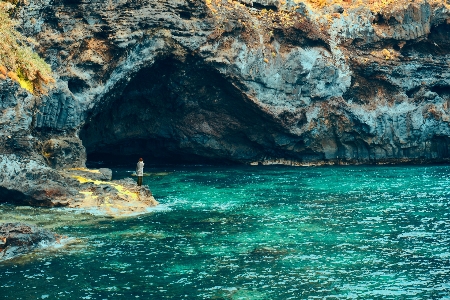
left=0, top=223, right=62, bottom=262
left=64, top=168, right=159, bottom=217
left=0, top=166, right=158, bottom=218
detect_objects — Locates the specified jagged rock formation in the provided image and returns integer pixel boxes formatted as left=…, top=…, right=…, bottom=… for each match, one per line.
left=0, top=223, right=61, bottom=261
left=1, top=0, right=450, bottom=203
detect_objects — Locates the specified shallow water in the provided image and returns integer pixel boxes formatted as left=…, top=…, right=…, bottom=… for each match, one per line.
left=1, top=165, right=450, bottom=299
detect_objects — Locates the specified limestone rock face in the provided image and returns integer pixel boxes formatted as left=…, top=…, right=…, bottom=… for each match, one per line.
left=2, top=0, right=450, bottom=202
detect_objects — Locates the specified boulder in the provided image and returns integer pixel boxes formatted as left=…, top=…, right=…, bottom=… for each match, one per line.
left=0, top=223, right=61, bottom=262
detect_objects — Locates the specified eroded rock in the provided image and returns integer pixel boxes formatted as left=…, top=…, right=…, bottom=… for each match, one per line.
left=0, top=223, right=61, bottom=262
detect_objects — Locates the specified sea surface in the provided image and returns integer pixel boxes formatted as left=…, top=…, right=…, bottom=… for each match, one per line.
left=1, top=165, right=450, bottom=299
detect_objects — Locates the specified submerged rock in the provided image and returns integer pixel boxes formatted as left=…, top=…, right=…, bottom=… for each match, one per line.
left=0, top=223, right=61, bottom=262
left=250, top=246, right=289, bottom=258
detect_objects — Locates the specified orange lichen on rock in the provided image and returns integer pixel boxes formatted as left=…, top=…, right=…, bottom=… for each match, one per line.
left=381, top=49, right=391, bottom=60
left=7, top=71, right=19, bottom=82
left=304, top=0, right=447, bottom=12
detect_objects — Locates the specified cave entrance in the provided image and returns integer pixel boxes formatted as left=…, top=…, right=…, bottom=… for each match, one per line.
left=80, top=56, right=280, bottom=165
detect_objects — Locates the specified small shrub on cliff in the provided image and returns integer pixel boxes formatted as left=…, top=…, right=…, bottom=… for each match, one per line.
left=0, top=1, right=54, bottom=94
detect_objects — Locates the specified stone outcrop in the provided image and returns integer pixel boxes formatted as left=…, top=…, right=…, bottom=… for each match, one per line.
left=1, top=0, right=450, bottom=203
left=0, top=79, right=81, bottom=206
left=64, top=168, right=158, bottom=217
left=0, top=163, right=158, bottom=215
left=0, top=223, right=61, bottom=261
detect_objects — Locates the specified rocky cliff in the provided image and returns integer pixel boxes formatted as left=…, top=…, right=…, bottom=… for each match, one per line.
left=1, top=0, right=450, bottom=203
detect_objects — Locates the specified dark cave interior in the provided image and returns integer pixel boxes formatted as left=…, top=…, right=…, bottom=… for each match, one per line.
left=79, top=56, right=289, bottom=165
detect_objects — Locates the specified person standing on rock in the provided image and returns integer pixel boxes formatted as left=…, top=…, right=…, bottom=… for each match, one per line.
left=136, top=158, right=144, bottom=186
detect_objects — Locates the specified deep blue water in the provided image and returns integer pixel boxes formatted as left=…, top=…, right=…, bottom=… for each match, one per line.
left=1, top=165, right=450, bottom=299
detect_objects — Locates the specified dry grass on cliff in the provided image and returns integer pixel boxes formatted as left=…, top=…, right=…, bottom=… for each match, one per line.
left=306, top=0, right=449, bottom=13
left=307, top=0, right=398, bottom=11
left=0, top=0, right=54, bottom=94
left=204, top=0, right=326, bottom=45
left=204, top=0, right=450, bottom=48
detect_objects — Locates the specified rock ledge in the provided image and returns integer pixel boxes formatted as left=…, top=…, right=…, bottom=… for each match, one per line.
left=62, top=168, right=159, bottom=217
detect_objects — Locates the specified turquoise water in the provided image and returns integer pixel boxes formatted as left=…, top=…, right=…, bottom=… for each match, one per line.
left=1, top=165, right=450, bottom=299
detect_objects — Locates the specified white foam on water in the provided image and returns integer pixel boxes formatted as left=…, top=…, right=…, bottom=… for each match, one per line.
left=51, top=207, right=106, bottom=216
left=38, top=237, right=77, bottom=250
left=367, top=289, right=420, bottom=296
left=211, top=202, right=238, bottom=211
left=145, top=204, right=171, bottom=212
left=397, top=231, right=433, bottom=238
left=51, top=205, right=171, bottom=217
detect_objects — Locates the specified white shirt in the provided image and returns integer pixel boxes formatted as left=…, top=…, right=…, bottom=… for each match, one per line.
left=136, top=161, right=144, bottom=176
